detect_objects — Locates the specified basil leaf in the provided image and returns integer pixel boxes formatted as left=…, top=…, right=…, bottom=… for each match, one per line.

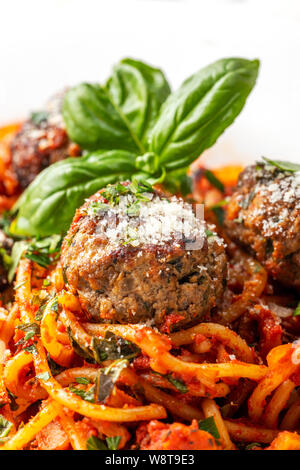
left=166, top=374, right=188, bottom=393
left=0, top=415, right=13, bottom=438
left=211, top=206, right=225, bottom=226
left=69, top=385, right=95, bottom=403
left=11, top=150, right=140, bottom=237
left=63, top=58, right=170, bottom=153
left=96, top=359, right=128, bottom=403
left=262, top=157, right=300, bottom=173
left=47, top=354, right=64, bottom=376
left=106, top=436, right=121, bottom=450
left=75, top=377, right=91, bottom=385
left=293, top=302, right=300, bottom=317
left=245, top=442, right=262, bottom=450
left=30, top=111, right=49, bottom=126
left=86, top=435, right=108, bottom=450
left=8, top=240, right=29, bottom=282
left=163, top=167, right=193, bottom=196
left=7, top=389, right=19, bottom=411
left=150, top=57, right=259, bottom=171
left=67, top=327, right=96, bottom=364
left=16, top=322, right=40, bottom=346
left=198, top=416, right=220, bottom=444
left=204, top=170, right=225, bottom=193
left=92, top=331, right=140, bottom=363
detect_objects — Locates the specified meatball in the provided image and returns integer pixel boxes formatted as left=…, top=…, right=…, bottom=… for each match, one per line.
left=61, top=182, right=227, bottom=330
left=224, top=162, right=300, bottom=290
left=0, top=230, right=13, bottom=291
left=10, top=91, right=81, bottom=188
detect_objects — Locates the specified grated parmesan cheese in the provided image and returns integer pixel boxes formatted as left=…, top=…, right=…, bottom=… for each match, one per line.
left=92, top=193, right=210, bottom=249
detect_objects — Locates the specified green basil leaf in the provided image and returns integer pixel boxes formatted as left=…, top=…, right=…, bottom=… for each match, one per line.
left=293, top=302, right=300, bottom=317
left=30, top=111, right=49, bottom=126
left=166, top=374, right=188, bottom=393
left=150, top=57, right=259, bottom=171
left=47, top=354, right=65, bottom=376
left=69, top=385, right=95, bottom=403
left=163, top=167, right=193, bottom=196
left=63, top=58, right=170, bottom=153
left=204, top=169, right=225, bottom=193
left=262, top=157, right=300, bottom=173
left=75, top=377, right=91, bottom=385
left=106, top=436, right=121, bottom=450
left=86, top=435, right=108, bottom=450
left=96, top=359, right=128, bottom=403
left=7, top=389, right=19, bottom=411
left=11, top=150, right=140, bottom=237
left=8, top=240, right=29, bottom=283
left=245, top=442, right=262, bottom=450
left=0, top=415, right=13, bottom=439
left=198, top=416, right=220, bottom=444
left=92, top=331, right=140, bottom=363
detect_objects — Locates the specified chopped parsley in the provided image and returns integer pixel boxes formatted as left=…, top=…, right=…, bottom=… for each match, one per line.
left=75, top=377, right=91, bottom=385
left=166, top=374, right=188, bottom=394
left=16, top=322, right=40, bottom=345
left=24, top=343, right=37, bottom=354
left=25, top=235, right=62, bottom=268
left=69, top=385, right=95, bottom=403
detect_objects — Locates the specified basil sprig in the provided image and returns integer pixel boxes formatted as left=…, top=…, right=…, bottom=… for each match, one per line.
left=12, top=57, right=259, bottom=237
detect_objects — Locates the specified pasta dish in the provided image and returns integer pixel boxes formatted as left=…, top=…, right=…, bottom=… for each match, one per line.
left=0, top=57, right=300, bottom=451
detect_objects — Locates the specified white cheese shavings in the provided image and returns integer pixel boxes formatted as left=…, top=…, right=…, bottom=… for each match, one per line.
left=92, top=194, right=207, bottom=249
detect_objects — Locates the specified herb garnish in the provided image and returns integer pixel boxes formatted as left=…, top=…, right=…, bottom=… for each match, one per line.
left=86, top=435, right=121, bottom=450
left=293, top=302, right=300, bottom=317
left=13, top=57, right=259, bottom=237
left=96, top=360, right=128, bottom=403
left=166, top=374, right=188, bottom=394
left=204, top=170, right=225, bottom=193
left=30, top=111, right=49, bottom=126
left=106, top=436, right=121, bottom=450
left=0, top=415, right=13, bottom=440
left=69, top=385, right=95, bottom=403
left=16, top=322, right=40, bottom=345
left=86, top=435, right=108, bottom=450
left=262, top=157, right=300, bottom=173
left=75, top=377, right=91, bottom=385
left=198, top=416, right=221, bottom=445
left=67, top=328, right=140, bottom=365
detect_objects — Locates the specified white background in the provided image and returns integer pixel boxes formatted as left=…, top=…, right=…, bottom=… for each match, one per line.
left=1, top=0, right=300, bottom=165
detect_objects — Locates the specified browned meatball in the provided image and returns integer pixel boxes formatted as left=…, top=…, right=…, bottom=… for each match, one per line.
left=224, top=162, right=300, bottom=290
left=10, top=91, right=81, bottom=188
left=61, top=182, right=227, bottom=330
